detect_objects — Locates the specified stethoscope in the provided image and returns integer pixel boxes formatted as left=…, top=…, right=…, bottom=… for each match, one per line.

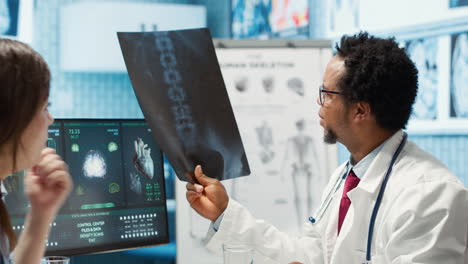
left=308, top=132, right=408, bottom=263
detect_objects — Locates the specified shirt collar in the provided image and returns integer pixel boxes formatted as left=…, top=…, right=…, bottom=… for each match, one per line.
left=347, top=137, right=390, bottom=179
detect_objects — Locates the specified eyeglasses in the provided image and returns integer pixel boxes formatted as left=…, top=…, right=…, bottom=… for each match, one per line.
left=319, top=85, right=342, bottom=105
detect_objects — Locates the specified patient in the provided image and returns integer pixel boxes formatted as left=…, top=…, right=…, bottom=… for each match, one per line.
left=0, top=38, right=73, bottom=264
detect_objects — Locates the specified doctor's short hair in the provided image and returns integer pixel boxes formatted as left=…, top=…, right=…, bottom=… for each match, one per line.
left=335, top=32, right=418, bottom=130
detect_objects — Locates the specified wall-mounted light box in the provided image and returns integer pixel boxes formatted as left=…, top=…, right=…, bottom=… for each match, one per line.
left=60, top=2, right=206, bottom=72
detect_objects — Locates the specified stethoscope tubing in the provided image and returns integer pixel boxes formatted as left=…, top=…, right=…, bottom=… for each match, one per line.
left=365, top=133, right=407, bottom=261
left=308, top=133, right=408, bottom=262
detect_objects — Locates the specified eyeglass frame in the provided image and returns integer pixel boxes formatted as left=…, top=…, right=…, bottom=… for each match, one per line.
left=319, top=85, right=342, bottom=105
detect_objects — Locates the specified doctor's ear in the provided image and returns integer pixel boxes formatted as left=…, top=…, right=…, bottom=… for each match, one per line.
left=353, top=102, right=372, bottom=121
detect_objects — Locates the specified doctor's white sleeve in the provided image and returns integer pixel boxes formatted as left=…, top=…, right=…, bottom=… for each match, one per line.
left=204, top=199, right=325, bottom=264
left=381, top=180, right=468, bottom=264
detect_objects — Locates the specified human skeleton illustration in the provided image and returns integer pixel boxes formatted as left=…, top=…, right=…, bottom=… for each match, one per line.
left=282, top=119, right=320, bottom=227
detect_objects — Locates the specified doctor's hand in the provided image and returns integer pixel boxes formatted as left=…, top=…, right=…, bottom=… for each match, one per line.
left=186, top=165, right=229, bottom=222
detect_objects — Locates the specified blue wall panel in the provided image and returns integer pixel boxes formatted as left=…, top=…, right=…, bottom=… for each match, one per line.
left=338, top=134, right=468, bottom=186
left=35, top=0, right=192, bottom=119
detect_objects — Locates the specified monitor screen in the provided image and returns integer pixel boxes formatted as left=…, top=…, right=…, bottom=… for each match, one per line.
left=3, top=119, right=169, bottom=256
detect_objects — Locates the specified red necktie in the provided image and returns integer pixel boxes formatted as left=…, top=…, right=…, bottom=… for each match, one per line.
left=338, top=169, right=360, bottom=235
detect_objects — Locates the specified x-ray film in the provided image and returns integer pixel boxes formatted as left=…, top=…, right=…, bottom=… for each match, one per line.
left=117, top=28, right=250, bottom=183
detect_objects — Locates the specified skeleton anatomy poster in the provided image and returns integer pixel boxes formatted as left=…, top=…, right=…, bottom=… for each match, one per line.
left=177, top=42, right=338, bottom=264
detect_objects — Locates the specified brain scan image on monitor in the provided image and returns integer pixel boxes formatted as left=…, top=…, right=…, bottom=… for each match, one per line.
left=5, top=119, right=169, bottom=256
left=82, top=150, right=107, bottom=178
left=64, top=122, right=126, bottom=211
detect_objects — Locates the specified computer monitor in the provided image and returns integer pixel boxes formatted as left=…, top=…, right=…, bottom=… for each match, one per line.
left=4, top=119, right=169, bottom=256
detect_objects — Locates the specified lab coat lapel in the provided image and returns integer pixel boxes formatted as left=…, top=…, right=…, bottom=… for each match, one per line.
left=331, top=188, right=373, bottom=263
left=358, top=130, right=405, bottom=195
left=324, top=186, right=342, bottom=263
left=329, top=130, right=405, bottom=263
left=317, top=162, right=348, bottom=263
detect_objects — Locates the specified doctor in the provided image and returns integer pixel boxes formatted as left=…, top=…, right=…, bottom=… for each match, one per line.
left=186, top=32, right=468, bottom=263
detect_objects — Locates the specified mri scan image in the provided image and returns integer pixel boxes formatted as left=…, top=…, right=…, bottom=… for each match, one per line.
left=406, top=37, right=439, bottom=120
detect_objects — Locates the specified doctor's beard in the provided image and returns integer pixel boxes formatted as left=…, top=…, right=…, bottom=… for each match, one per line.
left=324, top=128, right=338, bottom=144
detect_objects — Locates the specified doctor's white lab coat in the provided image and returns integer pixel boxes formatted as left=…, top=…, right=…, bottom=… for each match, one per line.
left=205, top=131, right=468, bottom=264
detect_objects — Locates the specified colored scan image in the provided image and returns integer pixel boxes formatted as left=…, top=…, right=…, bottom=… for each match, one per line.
left=121, top=122, right=164, bottom=207
left=449, top=0, right=468, bottom=8
left=64, top=122, right=125, bottom=211
left=0, top=0, right=19, bottom=36
left=232, top=0, right=272, bottom=38
left=271, top=0, right=308, bottom=32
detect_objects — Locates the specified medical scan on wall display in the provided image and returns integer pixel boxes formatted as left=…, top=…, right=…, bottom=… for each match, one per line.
left=406, top=37, right=439, bottom=120
left=450, top=32, right=468, bottom=118
left=118, top=28, right=250, bottom=183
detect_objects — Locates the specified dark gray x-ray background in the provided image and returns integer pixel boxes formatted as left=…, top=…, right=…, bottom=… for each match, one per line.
left=118, top=28, right=250, bottom=183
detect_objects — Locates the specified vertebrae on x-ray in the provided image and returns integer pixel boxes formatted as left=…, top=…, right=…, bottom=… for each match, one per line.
left=155, top=32, right=197, bottom=144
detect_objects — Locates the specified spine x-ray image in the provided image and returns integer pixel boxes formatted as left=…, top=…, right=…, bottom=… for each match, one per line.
left=118, top=29, right=250, bottom=183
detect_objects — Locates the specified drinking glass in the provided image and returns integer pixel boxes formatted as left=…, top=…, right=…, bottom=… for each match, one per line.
left=222, top=244, right=254, bottom=264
